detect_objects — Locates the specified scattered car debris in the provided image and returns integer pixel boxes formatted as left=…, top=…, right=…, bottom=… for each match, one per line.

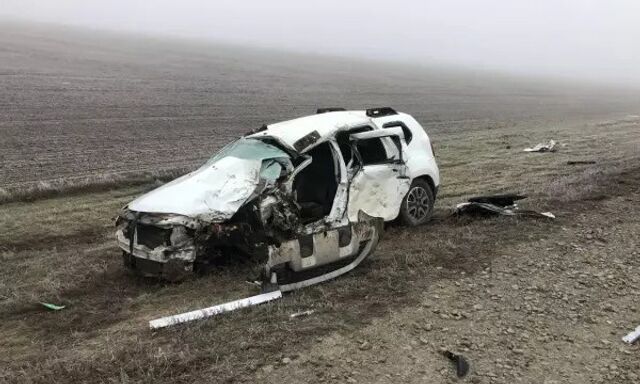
left=441, top=349, right=470, bottom=378
left=116, top=107, right=440, bottom=292
left=149, top=290, right=283, bottom=330
left=567, top=160, right=597, bottom=165
left=524, top=140, right=557, bottom=152
left=454, top=194, right=555, bottom=219
left=40, top=302, right=65, bottom=311
left=622, top=325, right=640, bottom=344
left=289, top=309, right=315, bottom=318
left=469, top=194, right=527, bottom=206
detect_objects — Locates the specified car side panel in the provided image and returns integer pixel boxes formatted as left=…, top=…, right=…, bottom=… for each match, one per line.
left=368, top=113, right=440, bottom=222
left=401, top=115, right=439, bottom=185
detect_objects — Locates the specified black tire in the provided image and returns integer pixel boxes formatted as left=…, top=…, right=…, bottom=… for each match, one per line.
left=398, top=178, right=435, bottom=226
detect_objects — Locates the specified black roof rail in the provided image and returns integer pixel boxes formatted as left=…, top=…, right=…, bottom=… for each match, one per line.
left=366, top=107, right=397, bottom=118
left=316, top=107, right=346, bottom=114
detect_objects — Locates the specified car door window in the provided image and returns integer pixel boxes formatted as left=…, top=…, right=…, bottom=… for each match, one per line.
left=355, top=137, right=389, bottom=165
left=337, top=126, right=401, bottom=167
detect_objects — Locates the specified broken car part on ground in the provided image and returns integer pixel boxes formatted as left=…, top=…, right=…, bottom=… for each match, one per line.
left=454, top=194, right=555, bottom=219
left=524, top=139, right=558, bottom=153
left=149, top=290, right=283, bottom=330
left=115, top=108, right=440, bottom=296
left=441, top=349, right=470, bottom=378
left=622, top=325, right=640, bottom=344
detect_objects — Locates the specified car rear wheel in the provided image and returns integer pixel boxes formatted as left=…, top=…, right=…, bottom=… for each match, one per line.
left=399, top=179, right=434, bottom=226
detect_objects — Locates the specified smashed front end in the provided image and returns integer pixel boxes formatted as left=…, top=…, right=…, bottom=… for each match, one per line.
left=115, top=133, right=386, bottom=288
left=115, top=137, right=300, bottom=281
left=115, top=194, right=302, bottom=281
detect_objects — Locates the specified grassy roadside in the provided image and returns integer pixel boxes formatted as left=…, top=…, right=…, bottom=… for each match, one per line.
left=0, top=168, right=188, bottom=205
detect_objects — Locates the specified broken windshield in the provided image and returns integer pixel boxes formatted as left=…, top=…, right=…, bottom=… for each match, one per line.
left=208, top=138, right=290, bottom=164
left=206, top=138, right=291, bottom=181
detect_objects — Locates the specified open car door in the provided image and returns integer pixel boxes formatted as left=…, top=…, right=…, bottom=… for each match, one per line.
left=347, top=127, right=411, bottom=222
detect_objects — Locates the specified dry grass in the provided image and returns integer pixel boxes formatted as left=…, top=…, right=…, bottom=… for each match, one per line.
left=0, top=168, right=188, bottom=205
left=0, top=213, right=552, bottom=383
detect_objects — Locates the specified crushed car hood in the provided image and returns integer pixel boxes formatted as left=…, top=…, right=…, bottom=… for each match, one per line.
left=128, top=156, right=262, bottom=222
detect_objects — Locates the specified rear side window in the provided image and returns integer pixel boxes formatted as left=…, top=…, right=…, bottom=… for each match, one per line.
left=382, top=121, right=412, bottom=144
left=336, top=125, right=394, bottom=166
left=355, top=137, right=389, bottom=165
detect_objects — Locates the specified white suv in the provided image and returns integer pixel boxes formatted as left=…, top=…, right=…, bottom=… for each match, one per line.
left=116, top=107, right=439, bottom=288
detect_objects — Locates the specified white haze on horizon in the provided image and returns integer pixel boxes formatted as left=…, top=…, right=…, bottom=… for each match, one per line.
left=1, top=0, right=639, bottom=86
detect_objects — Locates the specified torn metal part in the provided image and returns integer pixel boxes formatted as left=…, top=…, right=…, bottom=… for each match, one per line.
left=149, top=290, right=283, bottom=330
left=268, top=211, right=383, bottom=292
left=524, top=140, right=557, bottom=152
left=622, top=325, right=640, bottom=344
left=454, top=194, right=555, bottom=219
left=441, top=350, right=470, bottom=378
left=455, top=201, right=518, bottom=216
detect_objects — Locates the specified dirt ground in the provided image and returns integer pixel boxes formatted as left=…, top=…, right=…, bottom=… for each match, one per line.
left=1, top=22, right=640, bottom=384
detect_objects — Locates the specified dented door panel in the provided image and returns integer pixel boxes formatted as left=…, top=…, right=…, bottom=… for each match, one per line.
left=347, top=164, right=411, bottom=221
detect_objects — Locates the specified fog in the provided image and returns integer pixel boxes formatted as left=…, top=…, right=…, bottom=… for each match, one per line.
left=2, top=0, right=640, bottom=86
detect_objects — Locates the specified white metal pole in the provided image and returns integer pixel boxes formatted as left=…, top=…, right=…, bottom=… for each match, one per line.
left=149, top=290, right=282, bottom=330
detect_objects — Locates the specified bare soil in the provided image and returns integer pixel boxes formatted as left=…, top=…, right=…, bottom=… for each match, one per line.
left=2, top=21, right=640, bottom=197
left=1, top=21, right=640, bottom=384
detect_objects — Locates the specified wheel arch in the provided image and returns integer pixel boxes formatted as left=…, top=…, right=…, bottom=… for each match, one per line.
left=391, top=174, right=437, bottom=223
left=412, top=174, right=437, bottom=197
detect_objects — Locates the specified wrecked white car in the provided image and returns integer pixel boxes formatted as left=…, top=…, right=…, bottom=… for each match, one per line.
left=115, top=107, right=440, bottom=289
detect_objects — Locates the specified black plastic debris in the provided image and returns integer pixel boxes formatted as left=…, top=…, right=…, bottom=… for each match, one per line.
left=567, top=160, right=596, bottom=165
left=468, top=194, right=527, bottom=206
left=455, top=194, right=555, bottom=219
left=441, top=350, right=470, bottom=378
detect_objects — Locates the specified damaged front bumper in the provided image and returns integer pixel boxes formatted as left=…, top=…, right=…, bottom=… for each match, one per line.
left=115, top=208, right=267, bottom=280
left=116, top=229, right=196, bottom=264
left=116, top=230, right=196, bottom=280
left=115, top=212, right=199, bottom=280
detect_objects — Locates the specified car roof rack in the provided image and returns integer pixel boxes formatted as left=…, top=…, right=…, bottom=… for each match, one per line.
left=366, top=107, right=397, bottom=118
left=316, top=107, right=346, bottom=114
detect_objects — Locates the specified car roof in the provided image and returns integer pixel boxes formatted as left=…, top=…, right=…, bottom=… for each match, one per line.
left=248, top=110, right=377, bottom=152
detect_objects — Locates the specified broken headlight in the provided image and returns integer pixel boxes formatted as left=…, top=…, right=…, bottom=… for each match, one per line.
left=169, top=226, right=192, bottom=247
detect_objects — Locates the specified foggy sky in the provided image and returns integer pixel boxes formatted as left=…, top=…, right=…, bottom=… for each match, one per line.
left=2, top=0, right=639, bottom=85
